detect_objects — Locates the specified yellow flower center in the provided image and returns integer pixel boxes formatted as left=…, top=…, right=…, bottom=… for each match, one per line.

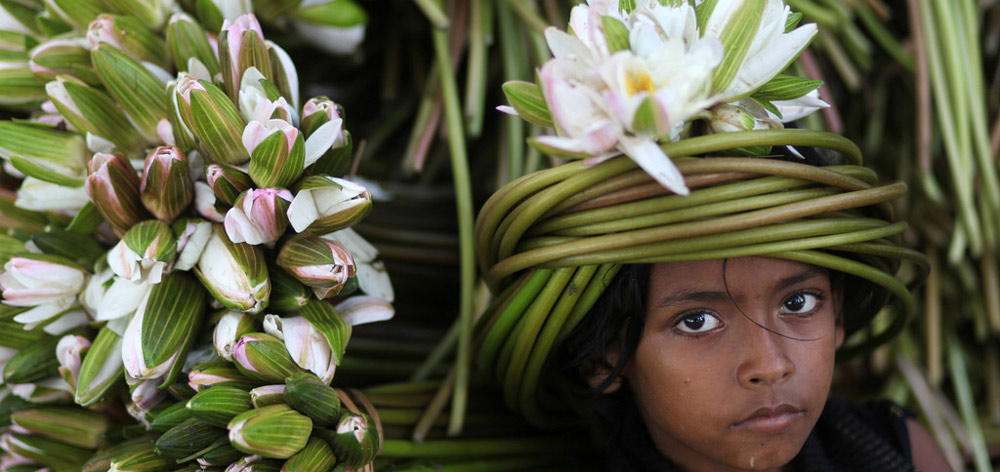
left=625, top=70, right=657, bottom=96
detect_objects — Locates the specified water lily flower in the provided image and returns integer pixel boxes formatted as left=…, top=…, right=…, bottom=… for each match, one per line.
left=81, top=263, right=152, bottom=325
left=242, top=119, right=304, bottom=188
left=276, top=234, right=355, bottom=299
left=195, top=225, right=270, bottom=313
left=55, top=334, right=90, bottom=391
left=263, top=315, right=335, bottom=383
left=286, top=176, right=372, bottom=234
left=224, top=188, right=294, bottom=245
left=107, top=220, right=177, bottom=285
left=0, top=255, right=87, bottom=308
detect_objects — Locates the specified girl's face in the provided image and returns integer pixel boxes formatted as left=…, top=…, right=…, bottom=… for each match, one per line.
left=624, top=257, right=843, bottom=471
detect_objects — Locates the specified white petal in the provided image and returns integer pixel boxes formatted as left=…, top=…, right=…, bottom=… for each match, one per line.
left=334, top=296, right=394, bottom=326
left=303, top=118, right=343, bottom=168
left=617, top=135, right=689, bottom=196
left=291, top=22, right=364, bottom=56
left=14, top=178, right=89, bottom=212
left=41, top=310, right=89, bottom=335
left=286, top=189, right=320, bottom=233
left=323, top=227, right=378, bottom=262
left=356, top=261, right=394, bottom=302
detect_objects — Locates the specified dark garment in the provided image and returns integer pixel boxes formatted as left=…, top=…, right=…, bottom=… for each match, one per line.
left=605, top=397, right=915, bottom=471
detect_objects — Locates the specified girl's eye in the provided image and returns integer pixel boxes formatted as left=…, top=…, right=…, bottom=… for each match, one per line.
left=675, top=312, right=722, bottom=334
left=781, top=292, right=820, bottom=315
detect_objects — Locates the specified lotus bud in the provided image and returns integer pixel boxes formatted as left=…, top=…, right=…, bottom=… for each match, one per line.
left=224, top=189, right=293, bottom=246
left=232, top=332, right=303, bottom=383
left=286, top=176, right=371, bottom=234
left=300, top=97, right=351, bottom=176
left=172, top=218, right=213, bottom=271
left=281, top=436, right=337, bottom=472
left=238, top=67, right=295, bottom=124
left=196, top=225, right=270, bottom=313
left=267, top=264, right=310, bottom=312
left=233, top=333, right=300, bottom=382
left=319, top=412, right=378, bottom=469
left=54, top=335, right=88, bottom=391
left=107, top=220, right=177, bottom=284
left=150, top=401, right=192, bottom=432
left=29, top=38, right=98, bottom=85
left=155, top=417, right=225, bottom=460
left=243, top=119, right=305, bottom=188
left=121, top=273, right=205, bottom=383
left=291, top=1, right=367, bottom=56
left=12, top=407, right=108, bottom=448
left=0, top=254, right=87, bottom=308
left=219, top=13, right=271, bottom=101
left=198, top=440, right=245, bottom=466
left=107, top=439, right=175, bottom=471
left=174, top=73, right=249, bottom=165
left=100, top=0, right=173, bottom=31
left=188, top=360, right=255, bottom=392
left=207, top=164, right=254, bottom=207
left=75, top=326, right=123, bottom=407
left=0, top=432, right=92, bottom=469
left=249, top=384, right=284, bottom=408
left=3, top=335, right=60, bottom=385
left=228, top=404, right=311, bottom=459
left=45, top=75, right=146, bottom=152
left=277, top=234, right=355, bottom=300
left=86, top=14, right=168, bottom=68
left=91, top=44, right=170, bottom=142
left=186, top=385, right=253, bottom=427
left=85, top=152, right=150, bottom=235
left=263, top=315, right=337, bottom=383
left=0, top=121, right=89, bottom=188
left=283, top=372, right=340, bottom=426
left=166, top=12, right=221, bottom=78
left=213, top=311, right=256, bottom=361
left=140, top=146, right=194, bottom=222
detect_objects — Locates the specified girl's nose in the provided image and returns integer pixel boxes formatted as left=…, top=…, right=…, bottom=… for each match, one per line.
left=737, top=326, right=795, bottom=388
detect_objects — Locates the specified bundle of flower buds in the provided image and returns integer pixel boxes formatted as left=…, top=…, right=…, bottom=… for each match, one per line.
left=0, top=4, right=392, bottom=470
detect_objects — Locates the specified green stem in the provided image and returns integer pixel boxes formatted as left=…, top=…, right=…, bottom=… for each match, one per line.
left=854, top=2, right=913, bottom=70
left=505, top=0, right=549, bottom=33
left=947, top=337, right=992, bottom=471
left=411, top=319, right=459, bottom=382
left=463, top=0, right=491, bottom=138
left=431, top=4, right=477, bottom=436
left=411, top=0, right=450, bottom=28
left=497, top=0, right=527, bottom=182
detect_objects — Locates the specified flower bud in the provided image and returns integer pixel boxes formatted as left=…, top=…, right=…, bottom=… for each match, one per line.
left=91, top=44, right=170, bottom=142
left=238, top=67, right=295, bottom=124
left=99, top=0, right=173, bottom=31
left=121, top=273, right=206, bottom=383
left=243, top=119, right=304, bottom=188
left=108, top=220, right=177, bottom=284
left=267, top=263, right=310, bottom=312
left=174, top=73, right=249, bottom=165
left=281, top=436, right=337, bottom=472
left=228, top=404, right=311, bottom=459
left=0, top=431, right=92, bottom=469
left=29, top=38, right=99, bottom=85
left=14, top=177, right=90, bottom=212
left=232, top=332, right=303, bottom=383
left=277, top=234, right=355, bottom=299
left=0, top=254, right=87, bottom=308
left=319, top=411, right=379, bottom=469
left=140, top=146, right=194, bottom=222
left=207, top=164, right=254, bottom=207
left=187, top=385, right=253, bottom=428
left=198, top=440, right=245, bottom=466
left=286, top=176, right=372, bottom=234
left=264, top=315, right=337, bottom=383
left=75, top=326, right=124, bottom=407
left=3, top=335, right=60, bottom=385
left=0, top=121, right=89, bottom=188
left=283, top=372, right=340, bottom=426
left=45, top=75, right=146, bottom=153
left=249, top=384, right=284, bottom=408
left=12, top=407, right=109, bottom=448
left=196, top=0, right=252, bottom=34
left=219, top=13, right=271, bottom=101
left=155, top=417, right=225, bottom=460
left=127, top=376, right=168, bottom=419
left=0, top=2, right=36, bottom=36
left=300, top=97, right=351, bottom=176
left=188, top=360, right=255, bottom=392
left=55, top=335, right=89, bottom=391
left=81, top=264, right=151, bottom=325
left=86, top=14, right=168, bottom=67
left=706, top=103, right=779, bottom=156
left=172, top=217, right=213, bottom=271
left=86, top=151, right=150, bottom=235
left=106, top=439, right=175, bottom=471
left=195, top=225, right=270, bottom=313
left=225, top=188, right=293, bottom=246
left=213, top=310, right=256, bottom=361
left=150, top=401, right=192, bottom=432
left=291, top=1, right=367, bottom=56
left=325, top=228, right=394, bottom=302
left=0, top=66, right=47, bottom=109
left=166, top=12, right=222, bottom=79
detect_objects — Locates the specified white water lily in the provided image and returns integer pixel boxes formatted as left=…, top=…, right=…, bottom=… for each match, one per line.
left=324, top=228, right=394, bottom=302
left=81, top=264, right=152, bottom=323
left=238, top=67, right=297, bottom=125
left=107, top=240, right=167, bottom=285
left=0, top=256, right=87, bottom=307
left=263, top=314, right=335, bottom=383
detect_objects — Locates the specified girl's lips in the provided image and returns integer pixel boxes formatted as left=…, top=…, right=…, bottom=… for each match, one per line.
left=730, top=404, right=804, bottom=433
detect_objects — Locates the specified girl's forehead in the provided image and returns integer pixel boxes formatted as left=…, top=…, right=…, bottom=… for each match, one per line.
left=648, top=257, right=830, bottom=292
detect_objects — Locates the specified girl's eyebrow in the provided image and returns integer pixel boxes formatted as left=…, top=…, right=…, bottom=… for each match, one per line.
left=654, top=267, right=828, bottom=308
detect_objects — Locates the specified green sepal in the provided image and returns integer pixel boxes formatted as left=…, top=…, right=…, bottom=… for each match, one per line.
left=248, top=128, right=305, bottom=188
left=601, top=16, right=630, bottom=52
left=2, top=432, right=94, bottom=469
left=123, top=220, right=178, bottom=262
left=31, top=228, right=104, bottom=268
left=82, top=436, right=158, bottom=472
left=48, top=76, right=146, bottom=153
left=303, top=132, right=352, bottom=178
left=188, top=79, right=249, bottom=165
left=0, top=391, right=31, bottom=426
left=0, top=122, right=88, bottom=184
left=3, top=334, right=60, bottom=384
left=284, top=372, right=341, bottom=426
left=711, top=0, right=766, bottom=94
left=140, top=273, right=206, bottom=383
left=752, top=74, right=823, bottom=102
left=234, top=332, right=303, bottom=383
left=249, top=384, right=286, bottom=408
left=91, top=44, right=169, bottom=141
left=66, top=201, right=103, bottom=234
left=188, top=360, right=257, bottom=392
left=253, top=0, right=303, bottom=22
left=28, top=38, right=99, bottom=85
left=501, top=80, right=553, bottom=128
left=317, top=412, right=378, bottom=469
left=785, top=11, right=803, bottom=33
left=101, top=0, right=170, bottom=31
left=75, top=326, right=124, bottom=407
left=10, top=153, right=83, bottom=186
left=186, top=385, right=253, bottom=428
left=0, top=1, right=39, bottom=35
left=194, top=0, right=225, bottom=40
left=219, top=22, right=271, bottom=101
left=267, top=263, right=311, bottom=313
left=0, top=233, right=26, bottom=266
left=298, top=300, right=351, bottom=366
left=228, top=404, right=312, bottom=459
left=196, top=438, right=244, bottom=465
left=281, top=436, right=337, bottom=472
left=46, top=0, right=104, bottom=29
left=750, top=96, right=782, bottom=120
left=11, top=407, right=109, bottom=449
left=166, top=12, right=221, bottom=80
left=154, top=416, right=225, bottom=460
left=619, top=0, right=637, bottom=13
left=0, top=320, right=45, bottom=349
left=150, top=401, right=192, bottom=432
left=0, top=190, right=47, bottom=233
left=291, top=0, right=368, bottom=27
left=36, top=15, right=73, bottom=38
